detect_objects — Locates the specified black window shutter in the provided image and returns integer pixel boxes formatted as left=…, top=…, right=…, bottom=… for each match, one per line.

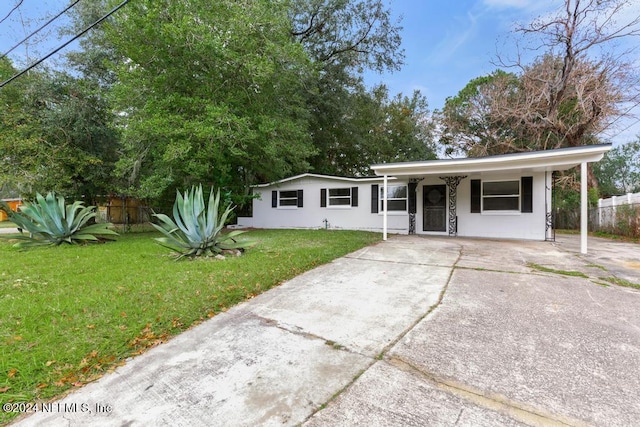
left=297, top=190, right=304, bottom=208
left=371, top=184, right=379, bottom=213
left=522, top=176, right=533, bottom=213
left=351, top=187, right=358, bottom=207
left=321, top=189, right=327, bottom=207
left=272, top=190, right=277, bottom=208
left=408, top=182, right=417, bottom=214
left=470, top=180, right=481, bottom=213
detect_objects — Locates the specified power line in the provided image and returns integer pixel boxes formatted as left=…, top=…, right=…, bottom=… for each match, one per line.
left=0, top=0, right=23, bottom=25
left=0, top=0, right=129, bottom=89
left=598, top=94, right=640, bottom=141
left=0, top=0, right=82, bottom=60
left=600, top=115, right=640, bottom=142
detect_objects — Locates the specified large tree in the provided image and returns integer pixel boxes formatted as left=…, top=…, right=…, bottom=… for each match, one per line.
left=0, top=58, right=43, bottom=195
left=290, top=0, right=427, bottom=176
left=309, top=83, right=436, bottom=176
left=290, top=0, right=404, bottom=74
left=0, top=57, right=116, bottom=201
left=106, top=0, right=316, bottom=205
left=593, top=138, right=640, bottom=196
left=439, top=0, right=640, bottom=158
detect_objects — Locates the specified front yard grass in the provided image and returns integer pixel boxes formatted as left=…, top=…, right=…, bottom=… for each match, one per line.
left=0, top=229, right=380, bottom=424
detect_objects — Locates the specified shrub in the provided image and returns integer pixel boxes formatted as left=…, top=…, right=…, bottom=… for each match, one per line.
left=151, top=185, right=252, bottom=259
left=0, top=192, right=118, bottom=248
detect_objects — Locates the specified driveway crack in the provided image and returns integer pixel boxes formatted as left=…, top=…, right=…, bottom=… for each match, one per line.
left=302, top=244, right=464, bottom=424
left=386, top=356, right=589, bottom=427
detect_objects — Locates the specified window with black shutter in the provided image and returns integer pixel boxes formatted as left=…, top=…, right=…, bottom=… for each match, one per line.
left=320, top=187, right=359, bottom=207
left=371, top=184, right=379, bottom=213
left=521, top=177, right=533, bottom=213
left=274, top=190, right=303, bottom=208
left=470, top=180, right=481, bottom=213
left=471, top=178, right=531, bottom=213
left=297, top=190, right=304, bottom=208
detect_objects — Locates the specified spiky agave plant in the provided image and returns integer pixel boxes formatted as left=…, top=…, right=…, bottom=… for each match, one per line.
left=151, top=185, right=252, bottom=259
left=0, top=192, right=118, bottom=248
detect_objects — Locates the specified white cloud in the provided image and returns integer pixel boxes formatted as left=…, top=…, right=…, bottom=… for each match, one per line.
left=426, top=11, right=479, bottom=64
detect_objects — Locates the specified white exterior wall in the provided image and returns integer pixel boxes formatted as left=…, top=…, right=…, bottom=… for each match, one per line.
left=238, top=172, right=550, bottom=240
left=238, top=176, right=409, bottom=234
left=454, top=172, right=547, bottom=240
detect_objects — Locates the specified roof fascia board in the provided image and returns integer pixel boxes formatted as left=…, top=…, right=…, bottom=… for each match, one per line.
left=252, top=173, right=397, bottom=188
left=371, top=144, right=612, bottom=176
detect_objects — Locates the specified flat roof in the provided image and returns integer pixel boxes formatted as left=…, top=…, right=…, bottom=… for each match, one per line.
left=371, top=144, right=612, bottom=176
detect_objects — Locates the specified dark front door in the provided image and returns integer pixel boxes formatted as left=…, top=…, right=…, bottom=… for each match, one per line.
left=423, top=185, right=446, bottom=232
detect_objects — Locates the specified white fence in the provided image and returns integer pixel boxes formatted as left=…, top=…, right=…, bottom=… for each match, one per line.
left=594, top=192, right=640, bottom=237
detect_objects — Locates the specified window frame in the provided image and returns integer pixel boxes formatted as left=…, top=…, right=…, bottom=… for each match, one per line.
left=379, top=184, right=408, bottom=213
left=327, top=187, right=352, bottom=208
left=276, top=189, right=302, bottom=209
left=481, top=179, right=521, bottom=213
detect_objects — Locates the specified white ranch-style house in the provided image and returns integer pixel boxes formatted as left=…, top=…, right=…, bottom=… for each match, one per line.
left=237, top=144, right=612, bottom=253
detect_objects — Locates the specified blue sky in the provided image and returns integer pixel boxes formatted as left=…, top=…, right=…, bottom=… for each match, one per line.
left=365, top=0, right=640, bottom=145
left=363, top=0, right=545, bottom=110
left=1, top=0, right=639, bottom=145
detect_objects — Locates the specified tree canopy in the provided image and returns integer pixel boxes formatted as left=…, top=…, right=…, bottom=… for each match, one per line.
left=105, top=0, right=316, bottom=204
left=0, top=56, right=117, bottom=201
left=593, top=139, right=640, bottom=196
left=439, top=0, right=640, bottom=158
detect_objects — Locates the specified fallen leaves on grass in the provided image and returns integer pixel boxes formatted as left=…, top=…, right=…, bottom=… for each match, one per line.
left=48, top=350, right=120, bottom=392
left=128, top=323, right=169, bottom=355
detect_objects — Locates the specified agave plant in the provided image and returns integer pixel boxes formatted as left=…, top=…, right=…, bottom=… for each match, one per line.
left=0, top=192, right=118, bottom=248
left=152, top=185, right=252, bottom=259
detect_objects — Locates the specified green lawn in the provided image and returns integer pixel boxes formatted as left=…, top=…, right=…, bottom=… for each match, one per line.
left=0, top=221, right=16, bottom=229
left=0, top=229, right=380, bottom=423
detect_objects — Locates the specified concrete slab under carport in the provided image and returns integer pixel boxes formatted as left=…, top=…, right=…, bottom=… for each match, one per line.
left=346, top=235, right=461, bottom=267
left=554, top=234, right=640, bottom=284
left=451, top=237, right=582, bottom=275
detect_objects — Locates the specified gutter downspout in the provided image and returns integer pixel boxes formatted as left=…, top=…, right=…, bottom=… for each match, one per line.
left=580, top=162, right=587, bottom=254
left=383, top=174, right=388, bottom=241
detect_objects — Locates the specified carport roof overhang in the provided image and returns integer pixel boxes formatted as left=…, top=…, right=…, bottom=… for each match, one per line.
left=371, top=143, right=612, bottom=255
left=370, top=144, right=612, bottom=177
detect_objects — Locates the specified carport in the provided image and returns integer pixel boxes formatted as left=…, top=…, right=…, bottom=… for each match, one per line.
left=372, top=144, right=612, bottom=254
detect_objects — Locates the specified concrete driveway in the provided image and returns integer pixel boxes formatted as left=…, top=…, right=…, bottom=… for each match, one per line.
left=13, top=234, right=640, bottom=426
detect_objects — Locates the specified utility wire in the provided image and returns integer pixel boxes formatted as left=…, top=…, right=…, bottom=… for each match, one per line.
left=598, top=93, right=640, bottom=142
left=0, top=0, right=23, bottom=25
left=0, top=0, right=82, bottom=60
left=0, top=0, right=129, bottom=88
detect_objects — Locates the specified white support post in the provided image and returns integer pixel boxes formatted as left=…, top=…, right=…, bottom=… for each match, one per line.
left=580, top=162, right=588, bottom=254
left=383, top=175, right=388, bottom=241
